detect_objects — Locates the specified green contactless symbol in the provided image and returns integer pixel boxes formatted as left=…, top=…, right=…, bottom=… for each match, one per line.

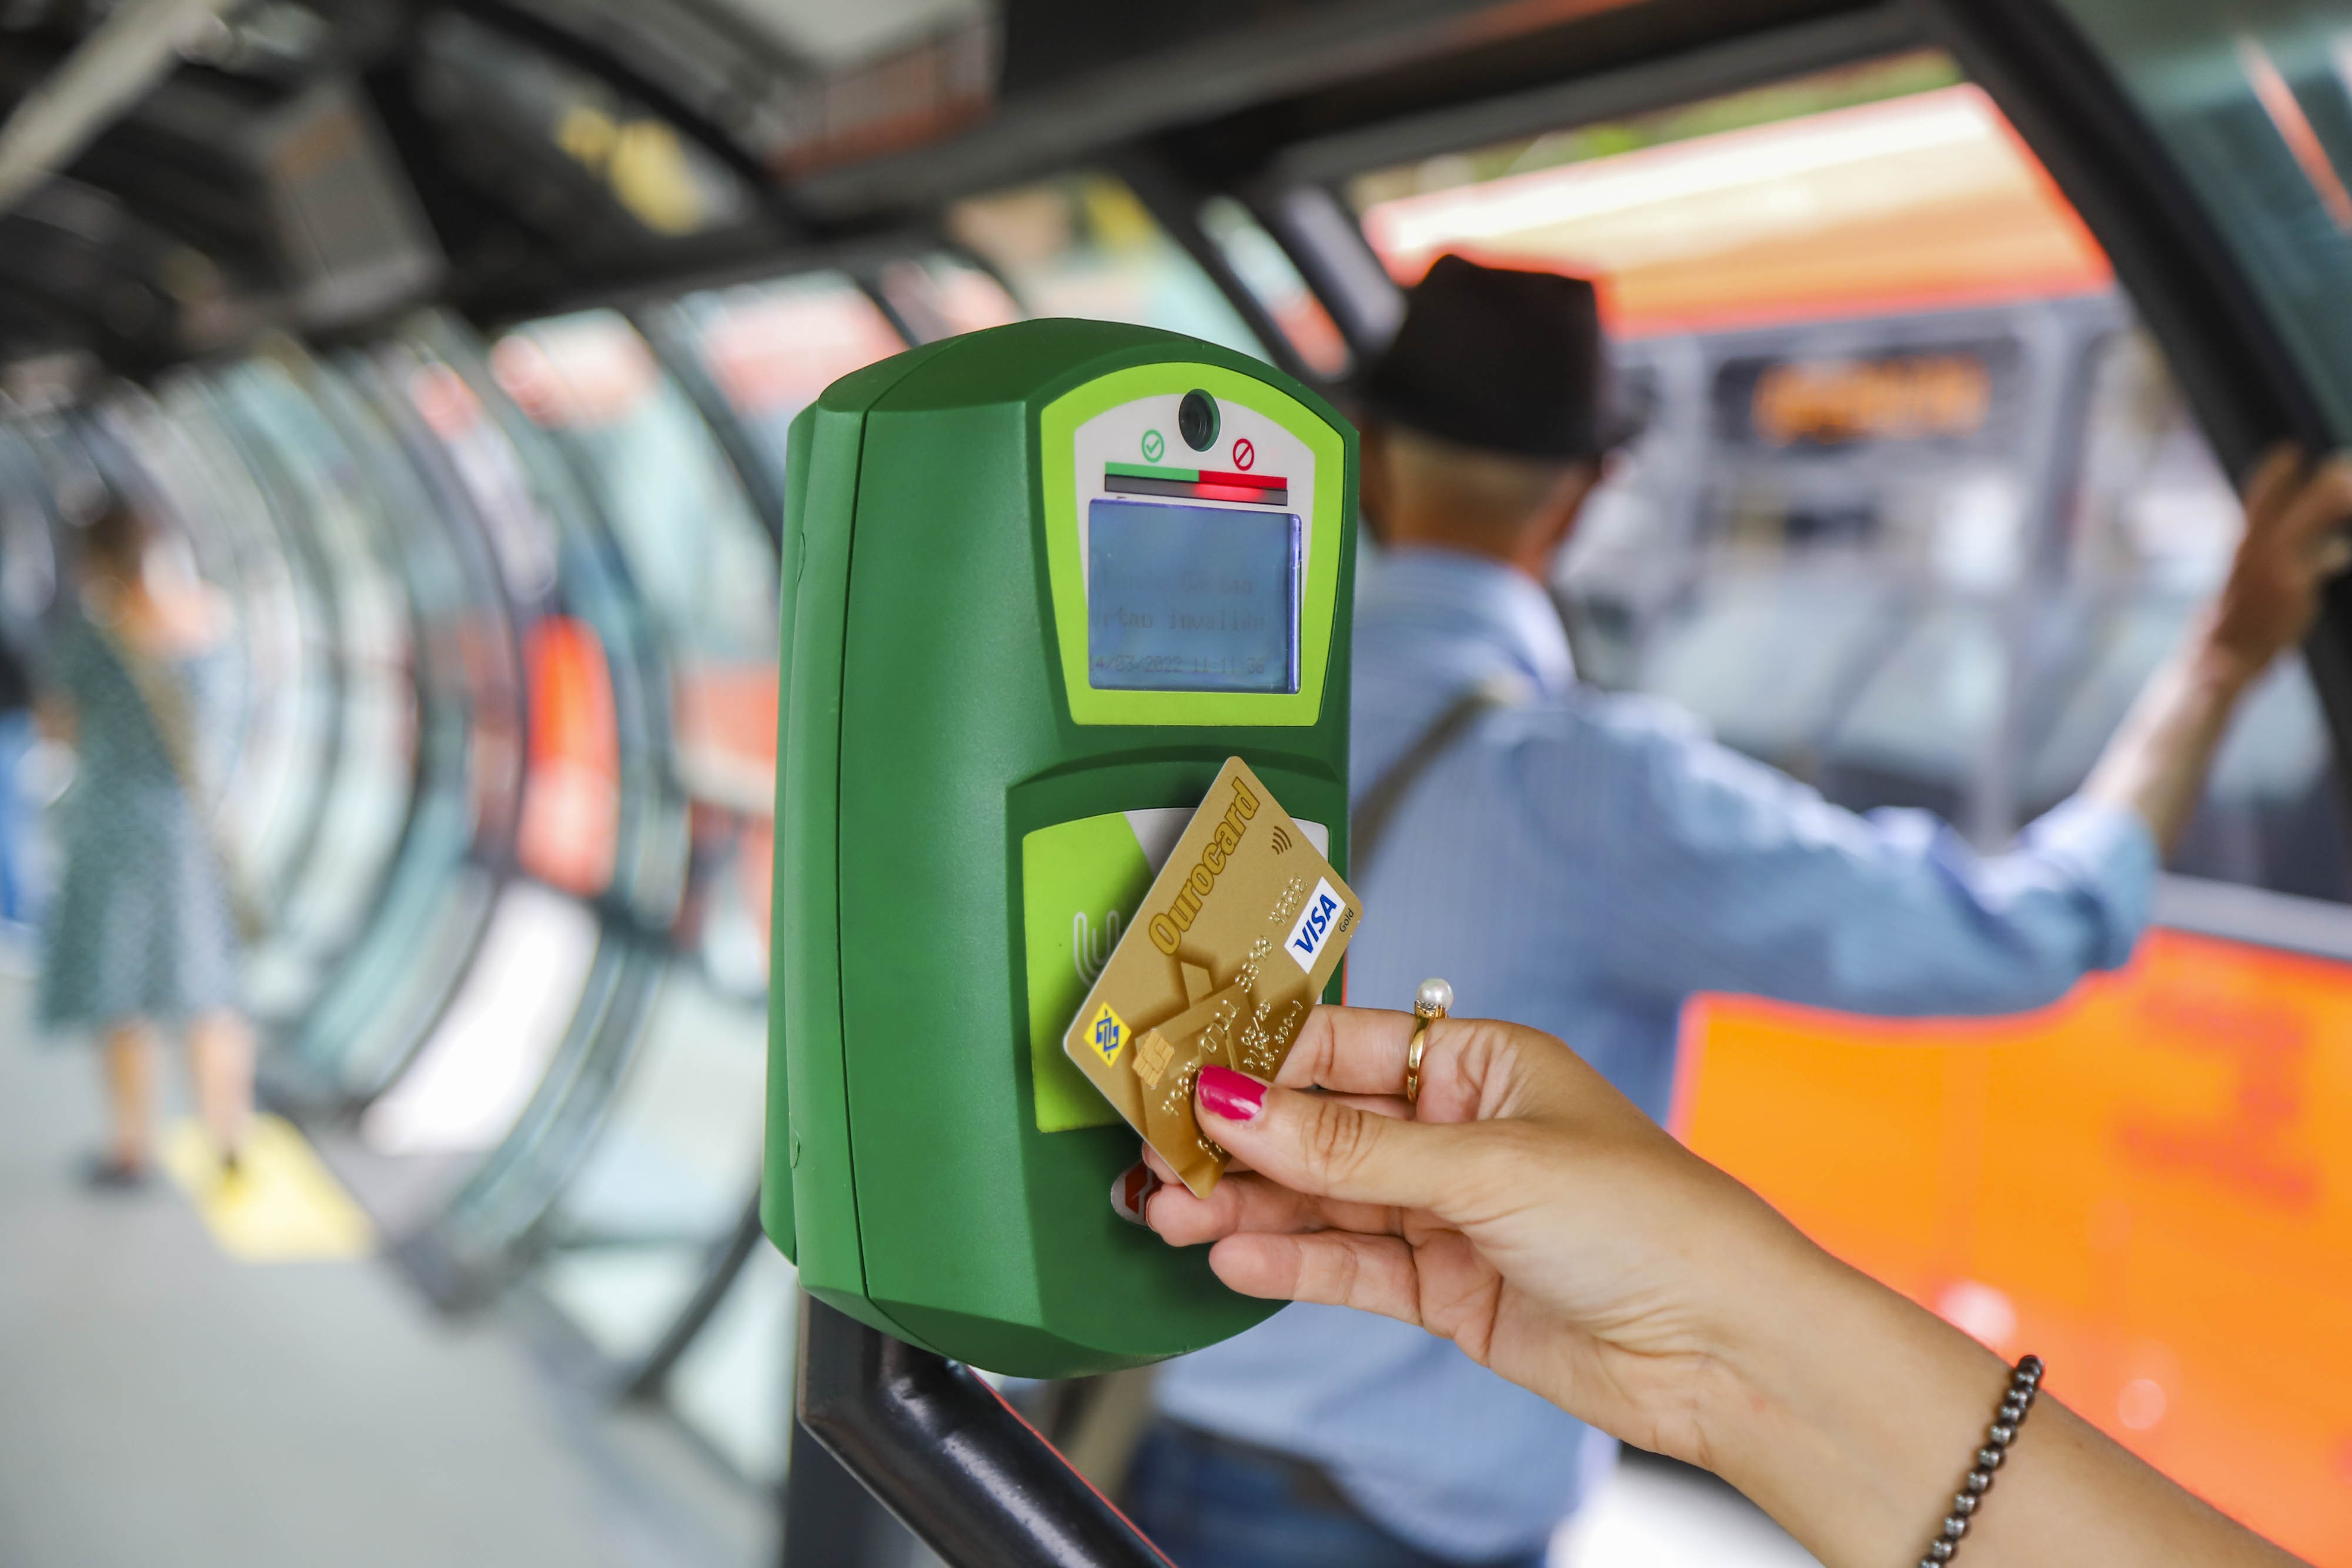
left=1141, top=429, right=1165, bottom=462
left=1022, top=812, right=1153, bottom=1133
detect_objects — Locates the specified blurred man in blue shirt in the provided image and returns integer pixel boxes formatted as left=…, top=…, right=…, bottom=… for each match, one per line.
left=1121, top=256, right=2352, bottom=1567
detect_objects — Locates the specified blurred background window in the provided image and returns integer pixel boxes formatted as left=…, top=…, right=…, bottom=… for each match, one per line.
left=671, top=270, right=910, bottom=475
left=874, top=252, right=1024, bottom=343
left=949, top=173, right=1271, bottom=359
left=211, top=357, right=420, bottom=1022
left=1198, top=195, right=1352, bottom=379
left=1349, top=51, right=2110, bottom=328
left=493, top=310, right=777, bottom=664
left=1348, top=51, right=2346, bottom=904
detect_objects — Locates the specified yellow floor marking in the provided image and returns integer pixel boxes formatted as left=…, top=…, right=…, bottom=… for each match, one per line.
left=161, top=1114, right=375, bottom=1261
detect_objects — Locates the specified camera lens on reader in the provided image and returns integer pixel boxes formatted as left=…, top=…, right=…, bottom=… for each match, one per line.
left=1179, top=390, right=1219, bottom=452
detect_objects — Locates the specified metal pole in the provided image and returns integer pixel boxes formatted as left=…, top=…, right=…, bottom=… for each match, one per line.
left=782, top=1413, right=912, bottom=1568
left=794, top=1297, right=1173, bottom=1568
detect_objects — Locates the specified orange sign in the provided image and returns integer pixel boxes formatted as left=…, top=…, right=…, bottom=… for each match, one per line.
left=1680, top=928, right=2352, bottom=1564
left=1751, top=353, right=1992, bottom=445
left=517, top=616, right=619, bottom=898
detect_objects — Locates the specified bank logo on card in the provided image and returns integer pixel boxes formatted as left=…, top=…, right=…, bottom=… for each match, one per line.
left=1285, top=878, right=1344, bottom=973
left=1087, top=1002, right=1131, bottom=1066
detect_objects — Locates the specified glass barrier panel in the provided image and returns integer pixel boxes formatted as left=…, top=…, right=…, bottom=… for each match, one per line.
left=948, top=173, right=1271, bottom=359
left=671, top=270, right=906, bottom=477
left=372, top=319, right=691, bottom=1253
left=660, top=272, right=907, bottom=870
left=411, top=357, right=624, bottom=901
left=875, top=252, right=1023, bottom=343
left=1200, top=195, right=1352, bottom=378
left=213, top=358, right=422, bottom=1019
left=2059, top=2, right=2352, bottom=434
left=408, top=318, right=686, bottom=920
left=333, top=315, right=681, bottom=1169
left=283, top=346, right=524, bottom=1100
left=666, top=1246, right=798, bottom=1485
left=496, top=309, right=783, bottom=872
left=420, top=313, right=783, bottom=1352
left=493, top=310, right=778, bottom=664
left=533, top=960, right=770, bottom=1361
left=2028, top=327, right=2351, bottom=901
left=518, top=614, right=621, bottom=898
left=358, top=879, right=602, bottom=1152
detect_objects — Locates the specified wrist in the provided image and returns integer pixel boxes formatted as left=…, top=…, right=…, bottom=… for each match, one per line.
left=2186, top=620, right=2276, bottom=697
left=1693, top=1239, right=2012, bottom=1568
left=1689, top=1235, right=1872, bottom=1470
left=1679, top=1216, right=1859, bottom=1469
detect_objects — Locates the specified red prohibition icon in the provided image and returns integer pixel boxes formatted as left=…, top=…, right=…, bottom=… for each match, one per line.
left=1231, top=437, right=1255, bottom=470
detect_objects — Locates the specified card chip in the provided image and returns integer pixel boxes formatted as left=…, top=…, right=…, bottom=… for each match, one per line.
left=1087, top=1003, right=1130, bottom=1066
left=1132, top=1029, right=1174, bottom=1088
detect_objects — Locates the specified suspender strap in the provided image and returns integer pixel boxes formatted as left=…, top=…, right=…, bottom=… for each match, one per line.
left=1349, top=673, right=1529, bottom=882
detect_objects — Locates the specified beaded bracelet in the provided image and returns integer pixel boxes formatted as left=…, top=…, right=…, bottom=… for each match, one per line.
left=1917, top=1354, right=2042, bottom=1567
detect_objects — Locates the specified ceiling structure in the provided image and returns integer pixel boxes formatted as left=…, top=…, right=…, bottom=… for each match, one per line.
left=0, top=0, right=1890, bottom=378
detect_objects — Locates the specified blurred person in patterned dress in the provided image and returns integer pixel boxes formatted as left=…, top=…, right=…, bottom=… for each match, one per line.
left=38, top=499, right=252, bottom=1187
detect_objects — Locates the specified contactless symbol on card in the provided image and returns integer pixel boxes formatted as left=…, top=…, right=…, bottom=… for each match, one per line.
left=1060, top=758, right=1361, bottom=1198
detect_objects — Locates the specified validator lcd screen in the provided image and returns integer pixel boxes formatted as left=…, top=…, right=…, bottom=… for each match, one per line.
left=1085, top=499, right=1300, bottom=694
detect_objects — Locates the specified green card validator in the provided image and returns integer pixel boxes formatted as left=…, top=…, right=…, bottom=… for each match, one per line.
left=764, top=320, right=1356, bottom=1376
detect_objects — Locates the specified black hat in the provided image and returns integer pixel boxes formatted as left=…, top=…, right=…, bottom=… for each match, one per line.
left=1362, top=254, right=1627, bottom=460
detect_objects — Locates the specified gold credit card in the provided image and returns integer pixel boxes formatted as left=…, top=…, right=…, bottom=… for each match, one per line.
left=1061, top=757, right=1360, bottom=1196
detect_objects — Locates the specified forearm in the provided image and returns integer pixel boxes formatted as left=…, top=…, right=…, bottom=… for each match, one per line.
left=2080, top=626, right=2259, bottom=855
left=1700, top=1245, right=2301, bottom=1568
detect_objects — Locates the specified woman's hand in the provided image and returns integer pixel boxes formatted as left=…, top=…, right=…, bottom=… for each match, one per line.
left=1133, top=1005, right=1820, bottom=1466
left=1127, top=1007, right=2311, bottom=1568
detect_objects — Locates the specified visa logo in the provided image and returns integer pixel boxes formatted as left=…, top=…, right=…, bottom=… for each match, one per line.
left=1285, top=878, right=1344, bottom=974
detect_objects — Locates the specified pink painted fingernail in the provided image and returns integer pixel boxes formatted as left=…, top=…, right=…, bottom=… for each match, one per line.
left=1197, top=1066, right=1266, bottom=1123
left=1110, top=1161, right=1160, bottom=1225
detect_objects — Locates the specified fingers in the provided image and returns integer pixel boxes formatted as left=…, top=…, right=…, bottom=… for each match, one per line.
left=1138, top=1142, right=1183, bottom=1185
left=2241, top=440, right=2306, bottom=526
left=1129, top=1100, right=1402, bottom=1232
left=1147, top=1169, right=1325, bottom=1243
left=1277, top=1007, right=1496, bottom=1122
left=2239, top=442, right=2352, bottom=560
left=2275, top=453, right=2352, bottom=552
left=1205, top=1231, right=1428, bottom=1326
left=1282, top=1005, right=1588, bottom=1128
left=1144, top=1167, right=1404, bottom=1247
left=1195, top=1065, right=1477, bottom=1215
left=1275, top=1005, right=1421, bottom=1094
